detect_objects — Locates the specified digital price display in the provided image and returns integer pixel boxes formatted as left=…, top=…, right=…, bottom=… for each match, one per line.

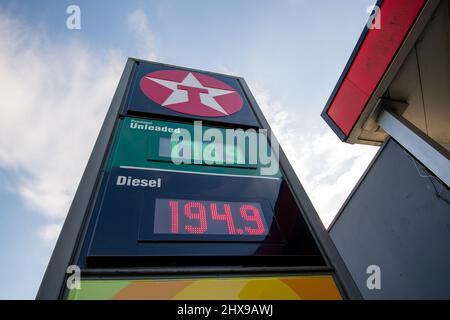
left=154, top=199, right=269, bottom=236
left=82, top=167, right=325, bottom=267
left=107, top=117, right=272, bottom=175
left=157, top=136, right=245, bottom=165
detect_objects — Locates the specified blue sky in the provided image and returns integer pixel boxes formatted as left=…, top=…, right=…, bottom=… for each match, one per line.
left=0, top=0, right=377, bottom=299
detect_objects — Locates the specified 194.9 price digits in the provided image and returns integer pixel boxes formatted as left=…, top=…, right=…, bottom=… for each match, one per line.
left=165, top=200, right=267, bottom=236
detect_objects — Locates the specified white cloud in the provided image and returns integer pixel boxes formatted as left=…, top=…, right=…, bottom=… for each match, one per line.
left=0, top=12, right=131, bottom=239
left=250, top=84, right=378, bottom=227
left=38, top=223, right=62, bottom=242
left=127, top=9, right=158, bottom=61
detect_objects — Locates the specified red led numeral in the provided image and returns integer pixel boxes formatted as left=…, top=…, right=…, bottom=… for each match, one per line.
left=210, top=203, right=236, bottom=235
left=240, top=204, right=265, bottom=235
left=184, top=201, right=207, bottom=234
left=165, top=200, right=265, bottom=236
left=168, top=200, right=179, bottom=233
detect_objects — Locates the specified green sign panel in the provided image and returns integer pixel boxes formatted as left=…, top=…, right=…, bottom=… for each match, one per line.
left=107, top=117, right=281, bottom=177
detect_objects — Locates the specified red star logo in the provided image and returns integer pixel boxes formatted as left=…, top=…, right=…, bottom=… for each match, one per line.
left=140, top=70, right=243, bottom=117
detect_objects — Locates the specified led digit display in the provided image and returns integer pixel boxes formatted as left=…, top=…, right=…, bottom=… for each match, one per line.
left=83, top=167, right=326, bottom=266
left=157, top=136, right=245, bottom=165
left=154, top=199, right=269, bottom=236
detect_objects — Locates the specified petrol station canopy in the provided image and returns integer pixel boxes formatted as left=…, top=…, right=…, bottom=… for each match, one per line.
left=322, top=0, right=450, bottom=154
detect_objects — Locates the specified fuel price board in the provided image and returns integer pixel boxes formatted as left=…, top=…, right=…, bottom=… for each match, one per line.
left=38, top=59, right=355, bottom=300
left=83, top=167, right=324, bottom=267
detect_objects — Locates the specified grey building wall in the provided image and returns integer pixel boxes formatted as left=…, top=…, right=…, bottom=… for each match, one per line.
left=329, top=138, right=450, bottom=299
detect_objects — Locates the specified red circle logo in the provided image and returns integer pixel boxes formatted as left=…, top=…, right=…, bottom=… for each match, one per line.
left=139, top=70, right=243, bottom=117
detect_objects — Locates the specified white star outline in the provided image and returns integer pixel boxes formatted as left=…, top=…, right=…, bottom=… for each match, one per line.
left=144, top=72, right=236, bottom=115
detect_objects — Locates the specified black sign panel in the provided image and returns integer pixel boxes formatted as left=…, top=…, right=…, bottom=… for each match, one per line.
left=124, top=62, right=260, bottom=128
left=84, top=167, right=324, bottom=267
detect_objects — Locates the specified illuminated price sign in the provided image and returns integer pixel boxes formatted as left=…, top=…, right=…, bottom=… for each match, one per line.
left=154, top=199, right=269, bottom=236
left=84, top=167, right=324, bottom=266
